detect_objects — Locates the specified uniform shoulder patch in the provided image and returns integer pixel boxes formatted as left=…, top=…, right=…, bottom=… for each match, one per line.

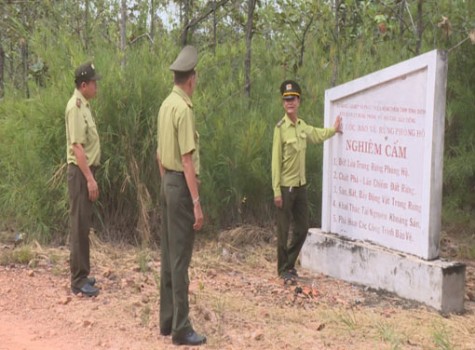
left=276, top=118, right=285, bottom=128
left=76, top=98, right=82, bottom=108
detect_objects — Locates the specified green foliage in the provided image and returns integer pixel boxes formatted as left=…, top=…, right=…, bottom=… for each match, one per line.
left=0, top=246, right=36, bottom=266
left=140, top=304, right=152, bottom=327
left=137, top=248, right=153, bottom=273
left=0, top=93, right=68, bottom=240
left=431, top=322, right=454, bottom=350
left=0, top=0, right=474, bottom=242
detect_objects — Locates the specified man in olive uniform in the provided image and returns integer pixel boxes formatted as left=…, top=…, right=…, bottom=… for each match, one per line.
left=65, top=62, right=101, bottom=297
left=272, top=80, right=342, bottom=284
left=156, top=45, right=206, bottom=346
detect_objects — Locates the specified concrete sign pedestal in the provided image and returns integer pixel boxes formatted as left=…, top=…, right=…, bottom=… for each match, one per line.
left=303, top=50, right=465, bottom=313
left=302, top=229, right=465, bottom=313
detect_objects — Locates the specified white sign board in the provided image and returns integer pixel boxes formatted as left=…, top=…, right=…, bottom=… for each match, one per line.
left=322, top=50, right=447, bottom=260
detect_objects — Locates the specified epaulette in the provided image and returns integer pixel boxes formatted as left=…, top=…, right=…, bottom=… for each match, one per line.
left=76, top=98, right=82, bottom=108
left=276, top=118, right=285, bottom=128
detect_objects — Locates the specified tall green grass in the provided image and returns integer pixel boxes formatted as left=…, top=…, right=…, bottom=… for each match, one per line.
left=1, top=0, right=474, bottom=243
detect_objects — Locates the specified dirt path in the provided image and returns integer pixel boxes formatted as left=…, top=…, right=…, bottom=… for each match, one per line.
left=1, top=234, right=475, bottom=350
left=0, top=252, right=171, bottom=350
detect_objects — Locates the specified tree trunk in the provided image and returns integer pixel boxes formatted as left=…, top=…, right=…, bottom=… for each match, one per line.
left=0, top=42, right=4, bottom=98
left=20, top=38, right=29, bottom=99
left=150, top=0, right=155, bottom=42
left=212, top=0, right=217, bottom=53
left=9, top=41, right=14, bottom=86
left=245, top=0, right=257, bottom=99
left=181, top=0, right=229, bottom=48
left=120, top=0, right=127, bottom=68
left=415, top=0, right=423, bottom=55
left=75, top=1, right=82, bottom=41
left=181, top=0, right=192, bottom=46
left=297, top=15, right=314, bottom=72
left=84, top=0, right=90, bottom=50
left=331, top=0, right=340, bottom=87
left=399, top=0, right=406, bottom=37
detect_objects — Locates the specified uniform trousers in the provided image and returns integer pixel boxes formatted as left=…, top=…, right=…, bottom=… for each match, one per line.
left=276, top=185, right=309, bottom=276
left=68, top=164, right=94, bottom=289
left=159, top=171, right=195, bottom=337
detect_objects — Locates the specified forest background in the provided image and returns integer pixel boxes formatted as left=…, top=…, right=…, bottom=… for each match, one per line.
left=0, top=0, right=474, bottom=252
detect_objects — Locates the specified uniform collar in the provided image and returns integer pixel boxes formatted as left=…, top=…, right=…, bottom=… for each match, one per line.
left=172, top=85, right=193, bottom=108
left=283, top=113, right=300, bottom=127
left=73, top=89, right=89, bottom=108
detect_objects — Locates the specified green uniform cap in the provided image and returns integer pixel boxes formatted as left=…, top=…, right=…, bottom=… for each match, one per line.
left=280, top=80, right=301, bottom=99
left=169, top=45, right=198, bottom=72
left=75, top=62, right=101, bottom=83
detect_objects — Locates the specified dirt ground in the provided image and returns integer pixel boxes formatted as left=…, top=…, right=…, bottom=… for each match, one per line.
left=1, top=226, right=474, bottom=350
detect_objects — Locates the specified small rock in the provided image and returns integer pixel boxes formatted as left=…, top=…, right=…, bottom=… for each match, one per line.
left=83, top=320, right=94, bottom=328
left=14, top=232, right=25, bottom=247
left=27, top=270, right=35, bottom=277
left=221, top=248, right=231, bottom=262
left=207, top=269, right=217, bottom=278
left=203, top=310, right=212, bottom=321
left=253, top=331, right=264, bottom=341
left=59, top=296, right=72, bottom=305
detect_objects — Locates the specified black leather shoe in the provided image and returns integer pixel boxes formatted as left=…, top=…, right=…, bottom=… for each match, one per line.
left=160, top=328, right=171, bottom=336
left=172, top=331, right=206, bottom=346
left=289, top=268, right=299, bottom=277
left=280, top=272, right=297, bottom=285
left=71, top=283, right=100, bottom=297
left=86, top=276, right=96, bottom=286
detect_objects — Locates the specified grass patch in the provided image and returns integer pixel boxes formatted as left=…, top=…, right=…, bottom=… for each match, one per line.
left=0, top=246, right=35, bottom=266
left=376, top=321, right=406, bottom=350
left=457, top=241, right=475, bottom=260
left=136, top=249, right=152, bottom=273
left=432, top=322, right=454, bottom=350
left=152, top=269, right=160, bottom=291
left=48, top=252, right=61, bottom=265
left=140, top=305, right=151, bottom=327
left=335, top=307, right=359, bottom=331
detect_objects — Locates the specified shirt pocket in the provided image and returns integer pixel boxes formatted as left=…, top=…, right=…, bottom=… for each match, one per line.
left=84, top=114, right=98, bottom=141
left=284, top=137, right=298, bottom=156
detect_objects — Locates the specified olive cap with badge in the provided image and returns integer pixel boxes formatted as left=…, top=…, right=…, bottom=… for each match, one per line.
left=280, top=80, right=301, bottom=100
left=74, top=62, right=102, bottom=83
left=169, top=45, right=198, bottom=72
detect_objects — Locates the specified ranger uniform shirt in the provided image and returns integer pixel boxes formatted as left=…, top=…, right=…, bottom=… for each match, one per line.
left=65, top=89, right=101, bottom=166
left=157, top=86, right=200, bottom=175
left=272, top=114, right=335, bottom=198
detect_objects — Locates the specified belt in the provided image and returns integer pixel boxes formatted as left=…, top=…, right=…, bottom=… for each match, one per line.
left=281, top=184, right=306, bottom=193
left=165, top=169, right=184, bottom=176
left=68, top=163, right=99, bottom=171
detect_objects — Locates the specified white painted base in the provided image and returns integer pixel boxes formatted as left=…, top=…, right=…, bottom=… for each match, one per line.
left=301, top=228, right=465, bottom=313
